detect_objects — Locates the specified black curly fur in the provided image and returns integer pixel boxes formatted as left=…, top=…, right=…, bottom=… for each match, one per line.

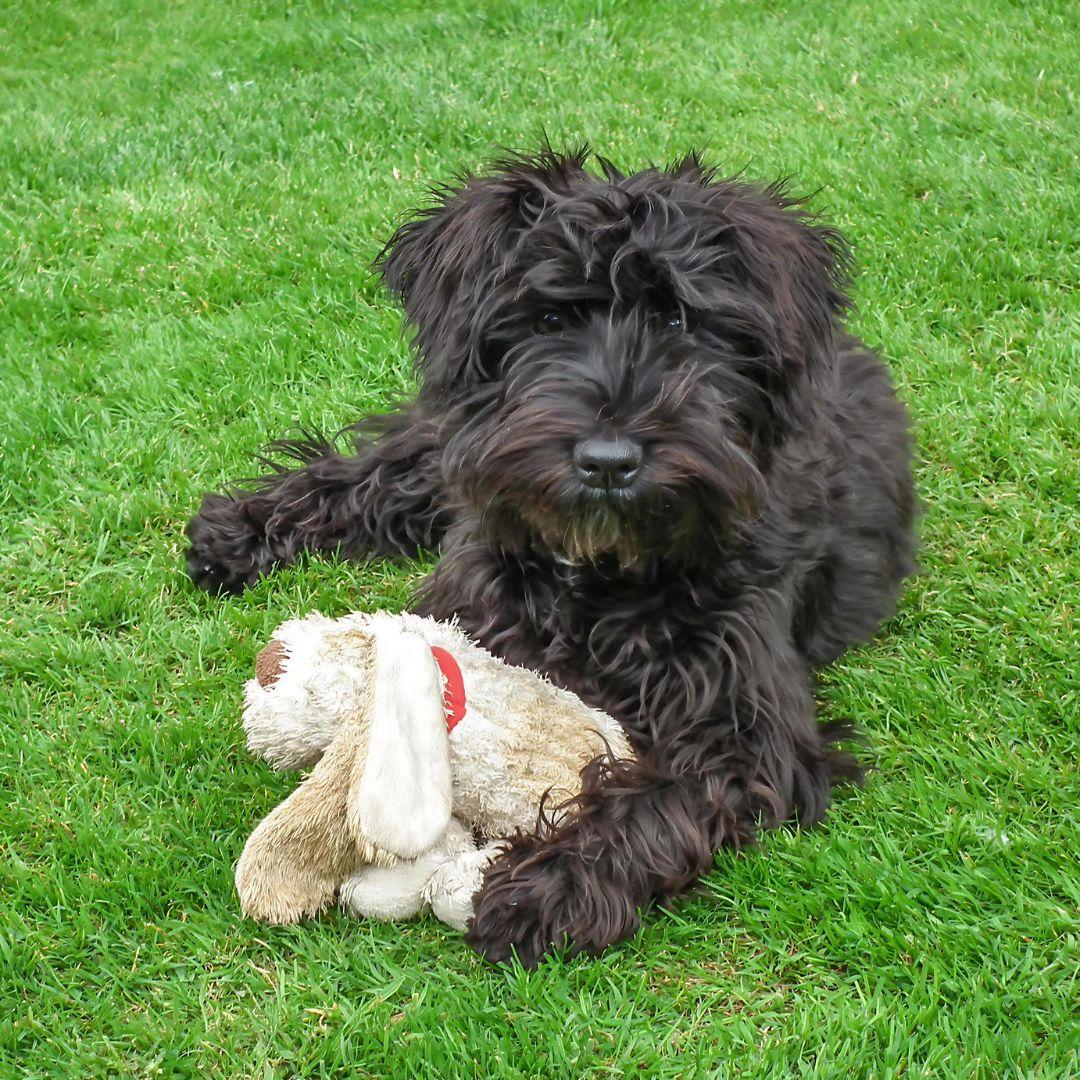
left=187, top=147, right=916, bottom=967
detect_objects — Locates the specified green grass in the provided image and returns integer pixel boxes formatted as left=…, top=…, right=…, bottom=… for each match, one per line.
left=1, top=0, right=1077, bottom=1074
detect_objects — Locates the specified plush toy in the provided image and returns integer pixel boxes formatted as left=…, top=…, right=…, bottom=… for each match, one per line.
left=235, top=611, right=631, bottom=931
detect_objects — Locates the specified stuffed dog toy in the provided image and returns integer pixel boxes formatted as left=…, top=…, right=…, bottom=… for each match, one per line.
left=235, top=611, right=631, bottom=931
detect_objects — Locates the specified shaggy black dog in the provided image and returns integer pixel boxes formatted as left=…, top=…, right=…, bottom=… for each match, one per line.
left=187, top=149, right=916, bottom=967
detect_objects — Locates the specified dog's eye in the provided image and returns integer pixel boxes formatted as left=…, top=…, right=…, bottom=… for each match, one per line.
left=666, top=314, right=684, bottom=331
left=533, top=312, right=563, bottom=335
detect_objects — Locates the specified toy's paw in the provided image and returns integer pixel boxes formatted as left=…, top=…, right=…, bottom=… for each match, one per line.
left=465, top=839, right=637, bottom=969
left=186, top=493, right=275, bottom=595
left=339, top=857, right=434, bottom=923
left=424, top=843, right=501, bottom=932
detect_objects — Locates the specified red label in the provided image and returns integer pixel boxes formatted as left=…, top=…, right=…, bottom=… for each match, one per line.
left=429, top=647, right=466, bottom=733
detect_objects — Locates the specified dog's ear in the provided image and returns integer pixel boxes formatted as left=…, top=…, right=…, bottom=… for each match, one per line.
left=347, top=622, right=453, bottom=860
left=377, top=148, right=590, bottom=397
left=377, top=177, right=512, bottom=307
left=739, top=182, right=851, bottom=373
left=674, top=154, right=851, bottom=373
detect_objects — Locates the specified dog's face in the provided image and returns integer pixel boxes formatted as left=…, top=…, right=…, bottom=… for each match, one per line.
left=379, top=150, right=849, bottom=568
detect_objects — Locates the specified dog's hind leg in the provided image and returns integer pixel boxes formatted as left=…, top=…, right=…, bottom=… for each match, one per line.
left=794, top=344, right=918, bottom=665
left=185, top=409, right=448, bottom=594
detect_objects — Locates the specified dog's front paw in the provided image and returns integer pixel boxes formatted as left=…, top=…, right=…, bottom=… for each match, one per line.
left=465, top=843, right=565, bottom=967
left=185, top=493, right=275, bottom=595
left=465, top=838, right=638, bottom=968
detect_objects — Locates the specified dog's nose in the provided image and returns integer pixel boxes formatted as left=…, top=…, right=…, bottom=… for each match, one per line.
left=572, top=438, right=643, bottom=490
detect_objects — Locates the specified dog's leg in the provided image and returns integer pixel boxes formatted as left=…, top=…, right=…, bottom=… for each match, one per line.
left=185, top=409, right=447, bottom=594
left=794, top=343, right=918, bottom=665
left=465, top=600, right=862, bottom=968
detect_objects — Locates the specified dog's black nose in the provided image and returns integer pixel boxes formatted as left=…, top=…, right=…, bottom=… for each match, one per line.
left=573, top=438, right=643, bottom=490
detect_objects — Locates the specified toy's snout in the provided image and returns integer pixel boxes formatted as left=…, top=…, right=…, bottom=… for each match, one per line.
left=255, top=639, right=288, bottom=687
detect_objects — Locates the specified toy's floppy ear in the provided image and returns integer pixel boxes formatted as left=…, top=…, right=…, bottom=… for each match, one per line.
left=347, top=621, right=452, bottom=859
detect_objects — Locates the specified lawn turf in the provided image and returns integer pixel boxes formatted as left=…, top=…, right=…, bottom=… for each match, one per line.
left=1, top=0, right=1077, bottom=1075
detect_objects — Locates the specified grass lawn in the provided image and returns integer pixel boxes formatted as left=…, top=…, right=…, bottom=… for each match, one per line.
left=1, top=0, right=1077, bottom=1075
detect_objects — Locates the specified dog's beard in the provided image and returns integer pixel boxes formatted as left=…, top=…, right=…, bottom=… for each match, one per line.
left=518, top=494, right=661, bottom=569
left=470, top=482, right=750, bottom=571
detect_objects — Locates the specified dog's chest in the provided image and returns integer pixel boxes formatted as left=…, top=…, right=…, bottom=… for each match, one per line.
left=522, top=565, right=729, bottom=731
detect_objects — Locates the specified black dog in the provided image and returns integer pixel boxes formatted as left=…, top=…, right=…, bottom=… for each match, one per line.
left=187, top=149, right=916, bottom=967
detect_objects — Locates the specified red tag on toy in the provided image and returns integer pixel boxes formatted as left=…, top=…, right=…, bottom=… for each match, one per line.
left=430, top=647, right=466, bottom=733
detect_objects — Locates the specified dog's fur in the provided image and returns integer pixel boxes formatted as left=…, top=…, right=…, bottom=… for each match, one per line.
left=187, top=148, right=916, bottom=967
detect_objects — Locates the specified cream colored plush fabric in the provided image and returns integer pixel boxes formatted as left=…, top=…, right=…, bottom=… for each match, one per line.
left=235, top=611, right=631, bottom=930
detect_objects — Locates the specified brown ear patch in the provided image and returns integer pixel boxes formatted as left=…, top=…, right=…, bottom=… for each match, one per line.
left=255, top=639, right=289, bottom=688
